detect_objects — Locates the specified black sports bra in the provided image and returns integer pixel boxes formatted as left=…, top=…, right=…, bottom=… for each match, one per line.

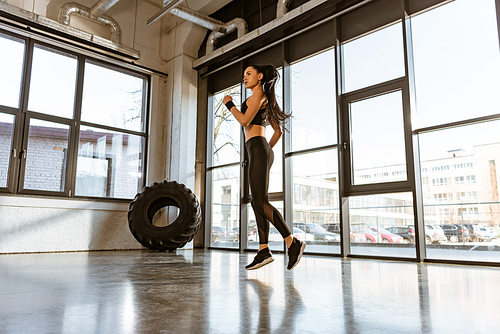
left=241, top=99, right=268, bottom=126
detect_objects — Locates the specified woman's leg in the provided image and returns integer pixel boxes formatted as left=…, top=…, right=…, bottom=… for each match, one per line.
left=245, top=137, right=305, bottom=270
left=247, top=138, right=291, bottom=244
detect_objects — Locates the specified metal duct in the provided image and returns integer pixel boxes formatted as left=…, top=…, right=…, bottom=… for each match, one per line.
left=170, top=5, right=227, bottom=33
left=147, top=0, right=184, bottom=26
left=206, top=18, right=248, bottom=54
left=277, top=0, right=293, bottom=19
left=89, top=0, right=121, bottom=20
left=146, top=1, right=248, bottom=54
left=58, top=2, right=121, bottom=43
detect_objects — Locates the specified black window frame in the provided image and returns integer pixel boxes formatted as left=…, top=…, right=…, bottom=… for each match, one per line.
left=0, top=27, right=150, bottom=201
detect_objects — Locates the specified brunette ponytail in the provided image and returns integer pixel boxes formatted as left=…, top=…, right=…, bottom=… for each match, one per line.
left=250, top=64, right=291, bottom=130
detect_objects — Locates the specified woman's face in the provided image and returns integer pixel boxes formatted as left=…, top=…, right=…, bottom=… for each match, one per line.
left=243, top=67, right=263, bottom=90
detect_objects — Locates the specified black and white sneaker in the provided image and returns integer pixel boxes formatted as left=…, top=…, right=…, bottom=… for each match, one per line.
left=287, top=238, right=306, bottom=270
left=245, top=248, right=275, bottom=270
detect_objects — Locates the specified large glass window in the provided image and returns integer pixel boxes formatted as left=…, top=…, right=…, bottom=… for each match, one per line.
left=343, top=22, right=405, bottom=93
left=290, top=49, right=337, bottom=152
left=0, top=113, right=14, bottom=188
left=203, top=0, right=500, bottom=265
left=287, top=50, right=340, bottom=255
left=412, top=0, right=500, bottom=128
left=0, top=33, right=25, bottom=109
left=292, top=149, right=340, bottom=254
left=81, top=62, right=146, bottom=132
left=349, top=90, right=407, bottom=185
left=419, top=121, right=500, bottom=262
left=23, top=119, right=69, bottom=192
left=209, top=85, right=242, bottom=249
left=349, top=192, right=415, bottom=258
left=0, top=30, right=149, bottom=200
left=28, top=45, right=78, bottom=119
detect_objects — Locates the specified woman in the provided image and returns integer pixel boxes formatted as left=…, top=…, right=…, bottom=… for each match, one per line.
left=223, top=64, right=306, bottom=270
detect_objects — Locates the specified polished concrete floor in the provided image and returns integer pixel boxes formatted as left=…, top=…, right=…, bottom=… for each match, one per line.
left=0, top=249, right=499, bottom=334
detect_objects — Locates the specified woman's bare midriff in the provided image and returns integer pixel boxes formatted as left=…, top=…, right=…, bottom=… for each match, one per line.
left=244, top=124, right=266, bottom=142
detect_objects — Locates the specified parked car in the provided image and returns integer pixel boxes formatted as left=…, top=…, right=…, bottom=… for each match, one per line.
left=364, top=227, right=381, bottom=243
left=439, top=224, right=469, bottom=243
left=349, top=223, right=374, bottom=242
left=266, top=227, right=316, bottom=243
left=295, top=223, right=340, bottom=242
left=408, top=224, right=447, bottom=244
left=292, top=227, right=315, bottom=242
left=233, top=227, right=256, bottom=242
left=350, top=230, right=367, bottom=243
left=479, top=227, right=498, bottom=241
left=212, top=226, right=238, bottom=243
left=321, top=223, right=366, bottom=242
left=385, top=226, right=415, bottom=243
left=370, top=227, right=405, bottom=243
left=462, top=223, right=484, bottom=242
left=427, top=224, right=447, bottom=244
left=268, top=227, right=283, bottom=242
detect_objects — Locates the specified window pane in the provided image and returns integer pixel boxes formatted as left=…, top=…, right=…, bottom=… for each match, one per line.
left=28, top=45, right=77, bottom=119
left=419, top=120, right=500, bottom=262
left=350, top=90, right=407, bottom=185
left=211, top=166, right=240, bottom=248
left=81, top=62, right=146, bottom=132
left=24, top=119, right=69, bottom=192
left=349, top=192, right=415, bottom=258
left=343, top=22, right=405, bottom=93
left=0, top=113, right=15, bottom=187
left=290, top=49, right=337, bottom=152
left=76, top=126, right=144, bottom=199
left=265, top=124, right=283, bottom=193
left=212, top=85, right=241, bottom=166
left=291, top=149, right=340, bottom=254
left=0, top=33, right=25, bottom=109
left=412, top=0, right=500, bottom=128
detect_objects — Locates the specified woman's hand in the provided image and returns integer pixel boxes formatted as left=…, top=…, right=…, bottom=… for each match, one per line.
left=223, top=95, right=233, bottom=104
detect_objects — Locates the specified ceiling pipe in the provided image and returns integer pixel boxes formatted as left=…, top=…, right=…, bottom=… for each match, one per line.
left=147, top=0, right=185, bottom=26
left=147, top=0, right=248, bottom=55
left=277, top=0, right=293, bottom=19
left=89, top=0, right=121, bottom=20
left=206, top=18, right=248, bottom=54
left=58, top=2, right=121, bottom=43
left=170, top=5, right=227, bottom=34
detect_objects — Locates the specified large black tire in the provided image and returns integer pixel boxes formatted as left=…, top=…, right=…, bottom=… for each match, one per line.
left=128, top=180, right=201, bottom=252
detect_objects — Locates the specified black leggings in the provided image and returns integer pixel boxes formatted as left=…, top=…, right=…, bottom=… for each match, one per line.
left=245, top=136, right=291, bottom=245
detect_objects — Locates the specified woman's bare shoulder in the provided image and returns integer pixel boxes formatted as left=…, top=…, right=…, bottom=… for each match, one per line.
left=248, top=90, right=266, bottom=106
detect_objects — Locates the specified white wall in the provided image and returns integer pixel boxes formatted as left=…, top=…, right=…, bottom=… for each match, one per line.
left=0, top=0, right=219, bottom=253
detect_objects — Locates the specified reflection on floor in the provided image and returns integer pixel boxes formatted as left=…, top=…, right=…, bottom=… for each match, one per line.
left=0, top=249, right=499, bottom=333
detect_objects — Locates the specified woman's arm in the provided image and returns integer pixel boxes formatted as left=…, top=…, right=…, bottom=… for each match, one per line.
left=223, top=91, right=265, bottom=127
left=268, top=121, right=283, bottom=149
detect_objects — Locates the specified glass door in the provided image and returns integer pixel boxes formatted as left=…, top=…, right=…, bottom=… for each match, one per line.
left=342, top=82, right=416, bottom=258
